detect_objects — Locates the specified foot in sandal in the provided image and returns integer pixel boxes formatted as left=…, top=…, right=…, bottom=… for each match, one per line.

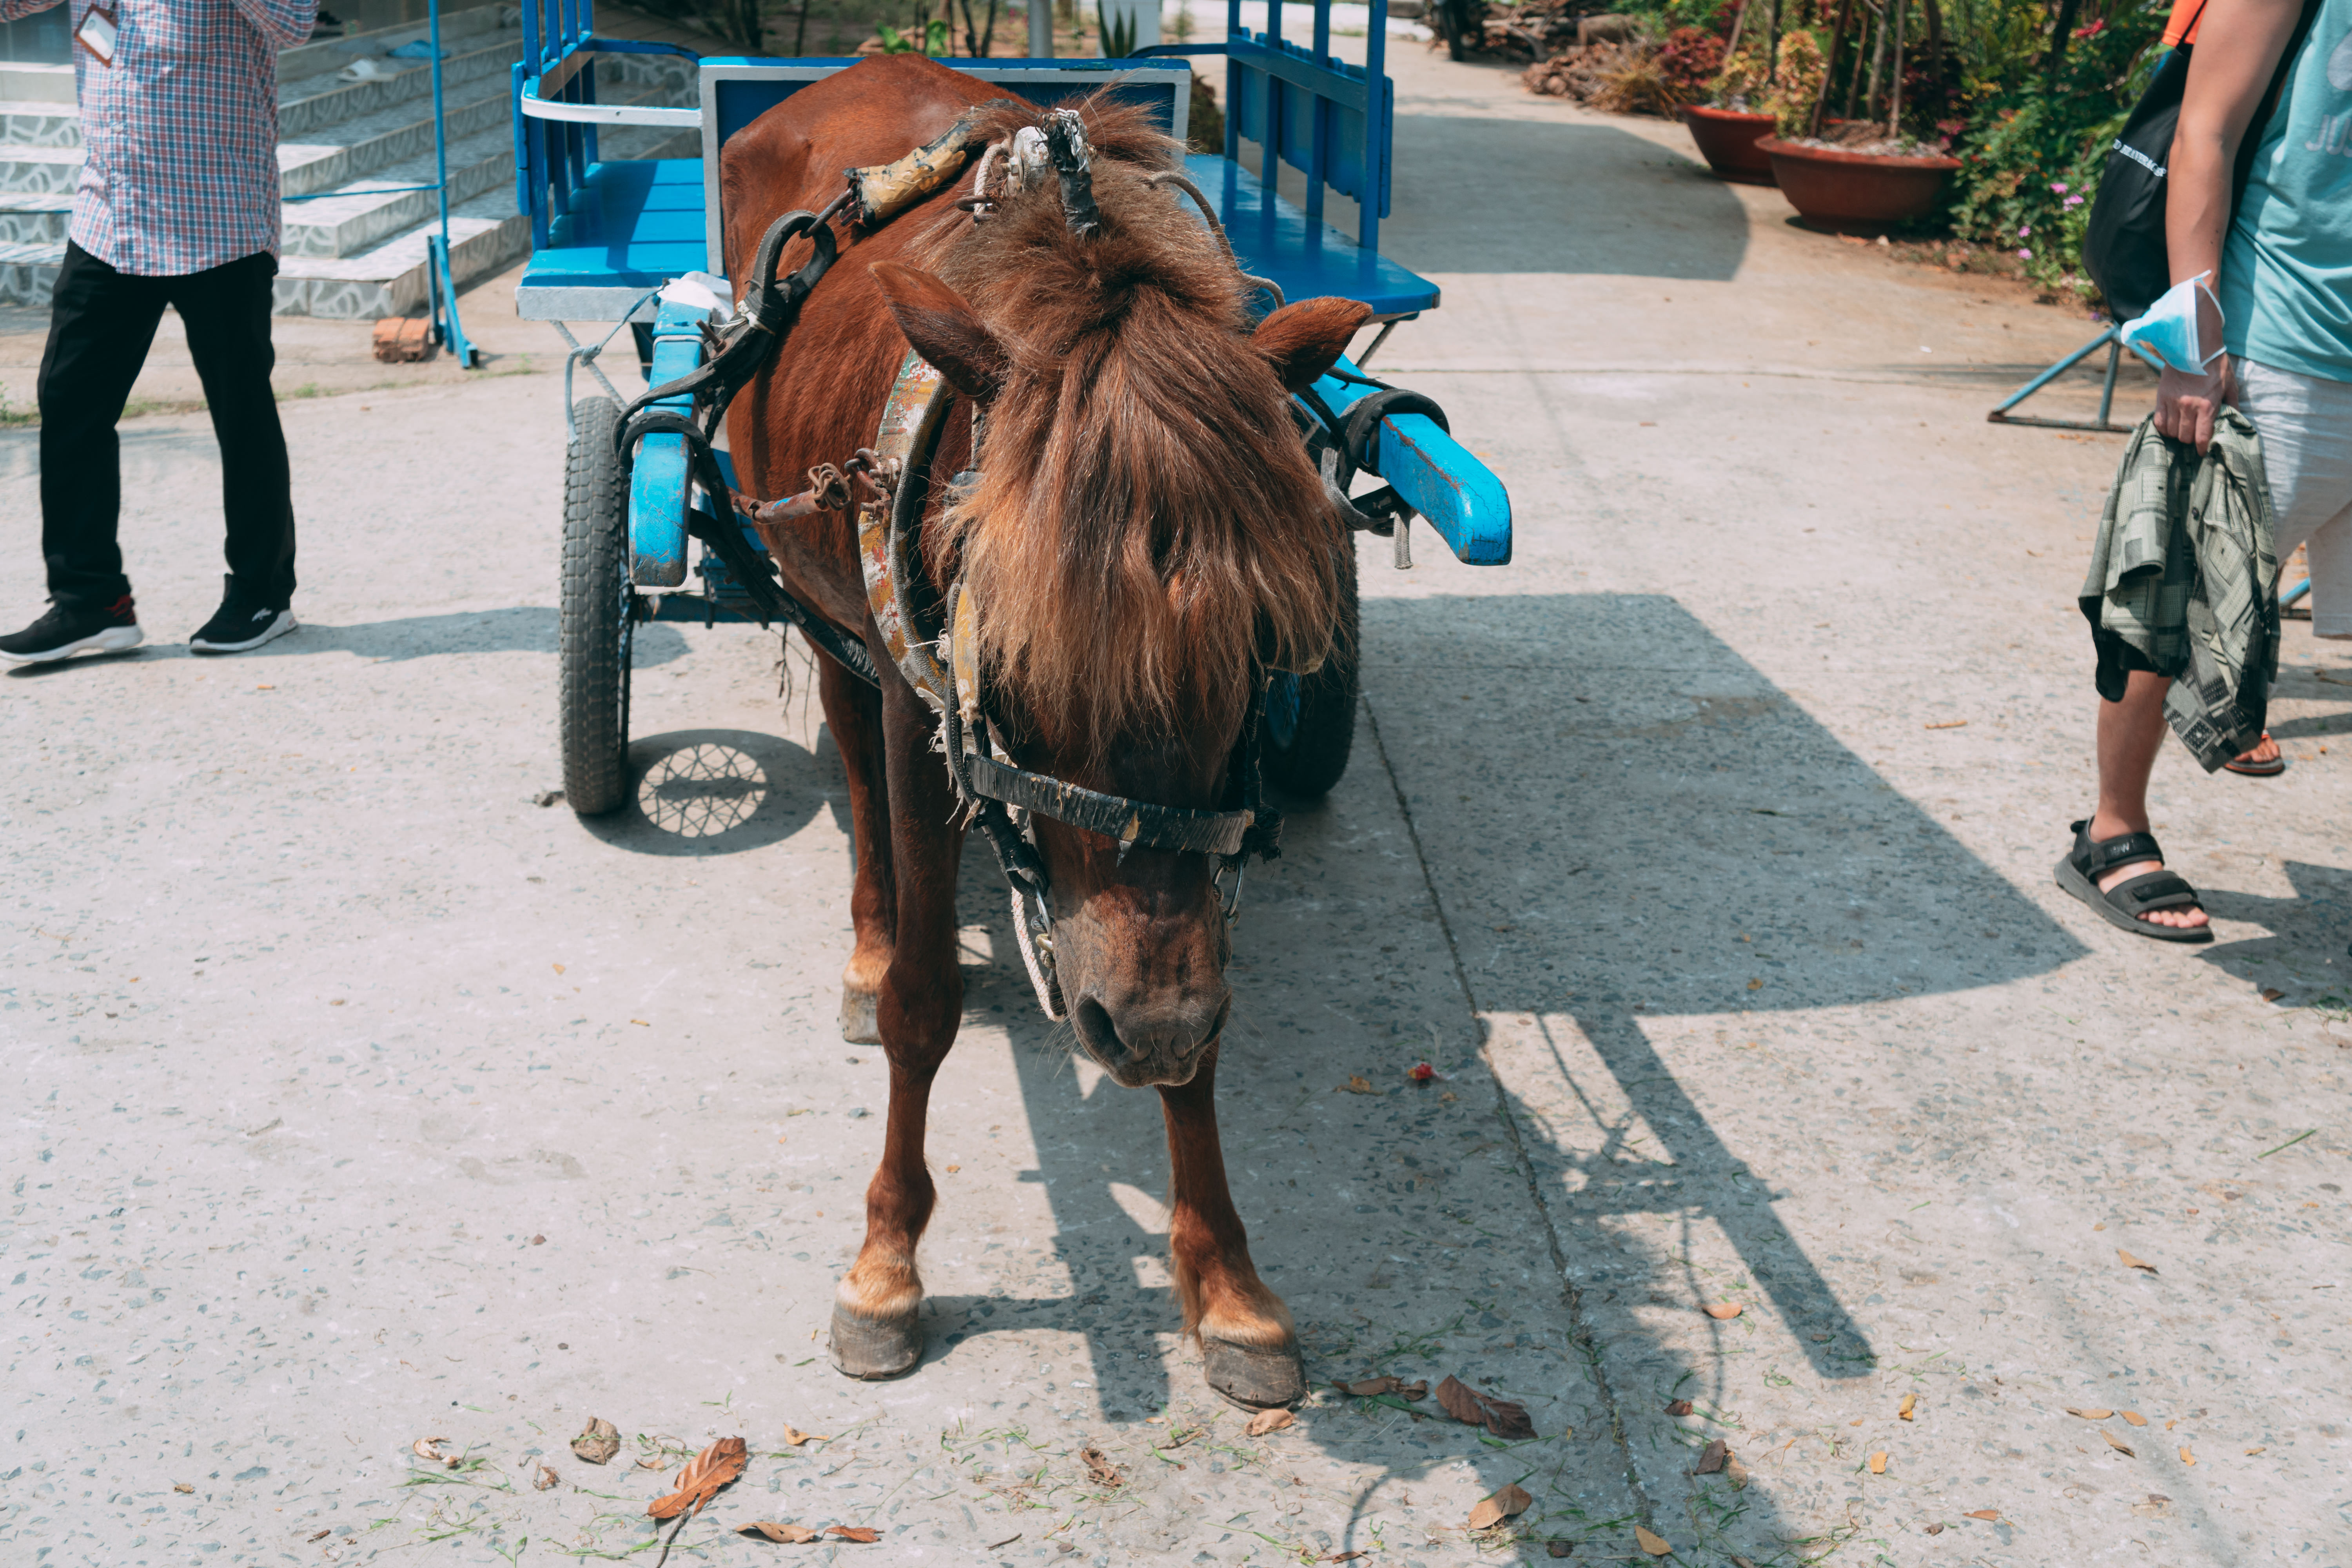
left=2223, top=731, right=2286, bottom=776
left=2054, top=815, right=2213, bottom=942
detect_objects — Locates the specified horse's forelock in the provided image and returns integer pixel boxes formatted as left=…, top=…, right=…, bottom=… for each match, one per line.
left=924, top=95, right=1343, bottom=764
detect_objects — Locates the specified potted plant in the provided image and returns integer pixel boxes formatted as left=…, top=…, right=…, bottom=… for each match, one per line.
left=1756, top=2, right=1959, bottom=234
left=1683, top=36, right=1779, bottom=185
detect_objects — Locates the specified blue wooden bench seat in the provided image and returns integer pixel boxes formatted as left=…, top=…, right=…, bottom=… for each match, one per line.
left=512, top=151, right=1436, bottom=322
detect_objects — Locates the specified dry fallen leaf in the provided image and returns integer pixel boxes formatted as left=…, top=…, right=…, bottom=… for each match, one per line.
left=1868, top=1452, right=1889, bottom=1475
left=1695, top=1438, right=1729, bottom=1475
left=2118, top=1249, right=2158, bottom=1274
left=1434, top=1374, right=1536, bottom=1439
left=779, top=1425, right=830, bottom=1447
left=1396, top=1380, right=1429, bottom=1401
left=1246, top=1408, right=1295, bottom=1437
left=2065, top=1408, right=2114, bottom=1420
left=1898, top=1393, right=1916, bottom=1421
left=1924, top=1522, right=1945, bottom=1535
left=2245, top=1446, right=2265, bottom=1455
left=1466, top=1482, right=1532, bottom=1530
left=1726, top=1455, right=1749, bottom=1490
left=1704, top=1302, right=1743, bottom=1320
left=1964, top=1509, right=2001, bottom=1521
left=1343, top=1376, right=1402, bottom=1397
left=2121, top=1410, right=2147, bottom=1427
left=1080, top=1446, right=1123, bottom=1487
left=636, top=1457, right=666, bottom=1470
left=646, top=1436, right=748, bottom=1520
left=2261, top=987, right=2285, bottom=1002
left=1635, top=1524, right=1673, bottom=1556
left=739, top=1522, right=819, bottom=1543
left=2102, top=1430, right=2137, bottom=1457
left=2180, top=1446, right=2195, bottom=1465
left=1338, top=1075, right=1380, bottom=1095
left=173, top=1483, right=194, bottom=1494
left=533, top=1463, right=559, bottom=1492
left=1664, top=1399, right=1694, bottom=1417
left=828, top=1526, right=880, bottom=1543
left=571, top=1417, right=622, bottom=1465
left=412, top=1437, right=450, bottom=1462
left=1924, top=719, right=1967, bottom=730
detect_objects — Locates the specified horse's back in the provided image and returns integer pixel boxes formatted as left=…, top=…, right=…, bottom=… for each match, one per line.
left=721, top=54, right=995, bottom=609
left=718, top=54, right=1000, bottom=278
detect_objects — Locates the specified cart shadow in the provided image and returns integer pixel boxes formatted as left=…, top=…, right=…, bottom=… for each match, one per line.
left=910, top=589, right=2091, bottom=1559
left=575, top=726, right=831, bottom=855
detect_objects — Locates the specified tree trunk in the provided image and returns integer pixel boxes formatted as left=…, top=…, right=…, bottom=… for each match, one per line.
left=1886, top=0, right=1905, bottom=138
left=1813, top=0, right=1853, bottom=135
left=1767, top=0, right=1782, bottom=80
left=1844, top=2, right=1873, bottom=119
left=2045, top=0, right=2082, bottom=86
left=1724, top=0, right=1751, bottom=58
left=1862, top=0, right=1887, bottom=120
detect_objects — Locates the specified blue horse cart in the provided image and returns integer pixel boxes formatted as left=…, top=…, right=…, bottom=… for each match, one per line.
left=509, top=0, right=1512, bottom=814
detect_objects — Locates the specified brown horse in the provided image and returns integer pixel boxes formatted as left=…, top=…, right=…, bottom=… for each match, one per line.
left=717, top=54, right=1368, bottom=1406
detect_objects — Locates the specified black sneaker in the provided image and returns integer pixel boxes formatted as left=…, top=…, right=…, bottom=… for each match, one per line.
left=0, top=595, right=143, bottom=664
left=189, top=575, right=296, bottom=654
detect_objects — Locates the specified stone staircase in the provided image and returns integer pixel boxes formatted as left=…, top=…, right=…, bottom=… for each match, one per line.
left=0, top=5, right=695, bottom=319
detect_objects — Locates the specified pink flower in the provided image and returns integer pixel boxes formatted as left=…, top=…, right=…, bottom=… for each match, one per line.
left=2017, top=248, right=2033, bottom=259
left=2064, top=194, right=2085, bottom=207
left=2051, top=181, right=2068, bottom=193
left=2018, top=224, right=2032, bottom=237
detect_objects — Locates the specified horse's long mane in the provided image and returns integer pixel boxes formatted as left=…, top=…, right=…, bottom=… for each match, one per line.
left=915, top=95, right=1343, bottom=760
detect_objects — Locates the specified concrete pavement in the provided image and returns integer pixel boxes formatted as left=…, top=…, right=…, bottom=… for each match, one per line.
left=5, top=39, right=2348, bottom=1568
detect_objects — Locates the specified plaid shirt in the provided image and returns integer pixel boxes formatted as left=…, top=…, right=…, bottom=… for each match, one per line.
left=0, top=0, right=318, bottom=275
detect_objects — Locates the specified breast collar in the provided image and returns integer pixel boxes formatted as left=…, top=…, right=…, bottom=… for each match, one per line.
left=856, top=350, right=1282, bottom=1020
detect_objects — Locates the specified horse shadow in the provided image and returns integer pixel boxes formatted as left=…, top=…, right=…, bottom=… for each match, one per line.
left=898, top=590, right=2110, bottom=1560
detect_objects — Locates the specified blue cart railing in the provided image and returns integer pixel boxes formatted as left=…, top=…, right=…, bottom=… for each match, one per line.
left=511, top=0, right=1507, bottom=632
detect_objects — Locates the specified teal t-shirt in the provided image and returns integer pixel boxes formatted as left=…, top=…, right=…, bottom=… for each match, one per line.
left=2220, top=0, right=2352, bottom=382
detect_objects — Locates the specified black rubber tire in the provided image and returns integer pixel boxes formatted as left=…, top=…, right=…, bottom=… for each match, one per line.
left=559, top=397, right=634, bottom=816
left=1262, top=543, right=1359, bottom=799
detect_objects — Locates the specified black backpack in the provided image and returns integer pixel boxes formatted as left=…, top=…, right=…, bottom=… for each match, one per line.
left=2082, top=0, right=2318, bottom=323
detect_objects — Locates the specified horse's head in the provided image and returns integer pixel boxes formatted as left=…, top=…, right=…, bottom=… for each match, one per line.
left=869, top=104, right=1368, bottom=1087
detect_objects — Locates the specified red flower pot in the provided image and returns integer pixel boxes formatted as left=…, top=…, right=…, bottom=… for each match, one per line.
left=1681, top=105, right=1780, bottom=185
left=1755, top=136, right=1960, bottom=235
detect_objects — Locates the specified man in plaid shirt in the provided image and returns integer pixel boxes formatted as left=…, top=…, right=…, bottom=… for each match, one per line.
left=0, top=0, right=321, bottom=664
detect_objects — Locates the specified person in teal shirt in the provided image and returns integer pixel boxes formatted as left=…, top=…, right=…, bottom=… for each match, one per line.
left=2063, top=0, right=2351, bottom=940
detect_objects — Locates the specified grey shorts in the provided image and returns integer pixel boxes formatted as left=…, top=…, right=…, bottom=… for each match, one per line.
left=2239, top=357, right=2352, bottom=639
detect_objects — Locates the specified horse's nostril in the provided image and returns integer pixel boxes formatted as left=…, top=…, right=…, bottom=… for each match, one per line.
left=1073, top=997, right=1128, bottom=1061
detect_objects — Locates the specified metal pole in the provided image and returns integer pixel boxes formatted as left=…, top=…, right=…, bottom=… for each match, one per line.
left=431, top=0, right=450, bottom=251
left=1029, top=0, right=1051, bottom=53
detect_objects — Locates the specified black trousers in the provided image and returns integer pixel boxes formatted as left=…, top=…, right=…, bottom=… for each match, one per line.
left=38, top=242, right=296, bottom=612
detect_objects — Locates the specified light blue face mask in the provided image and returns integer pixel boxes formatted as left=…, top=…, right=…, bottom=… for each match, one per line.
left=2119, top=271, right=2225, bottom=374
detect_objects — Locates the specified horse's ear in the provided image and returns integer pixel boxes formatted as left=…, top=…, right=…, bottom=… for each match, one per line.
left=870, top=262, right=1008, bottom=402
left=1253, top=296, right=1374, bottom=393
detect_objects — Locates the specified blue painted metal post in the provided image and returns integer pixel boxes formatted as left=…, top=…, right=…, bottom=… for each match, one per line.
left=1223, top=0, right=1242, bottom=162
left=426, top=0, right=479, bottom=367
left=1361, top=0, right=1385, bottom=256
left=628, top=301, right=708, bottom=588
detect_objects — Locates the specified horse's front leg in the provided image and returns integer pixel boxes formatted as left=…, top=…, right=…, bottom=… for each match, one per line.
left=1161, top=1047, right=1307, bottom=1408
left=829, top=673, right=965, bottom=1379
left=818, top=652, right=894, bottom=1045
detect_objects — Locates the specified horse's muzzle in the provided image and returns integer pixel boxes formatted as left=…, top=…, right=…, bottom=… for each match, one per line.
left=1071, top=991, right=1230, bottom=1087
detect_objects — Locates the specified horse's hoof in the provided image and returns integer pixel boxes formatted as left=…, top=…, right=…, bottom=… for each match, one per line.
left=829, top=1304, right=921, bottom=1379
left=1202, top=1336, right=1305, bottom=1410
left=840, top=987, right=881, bottom=1046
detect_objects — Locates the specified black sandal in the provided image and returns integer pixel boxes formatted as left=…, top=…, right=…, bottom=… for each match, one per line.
left=2054, top=820, right=2214, bottom=943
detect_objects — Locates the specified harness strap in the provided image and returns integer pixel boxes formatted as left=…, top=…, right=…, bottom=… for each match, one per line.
left=965, top=753, right=1256, bottom=858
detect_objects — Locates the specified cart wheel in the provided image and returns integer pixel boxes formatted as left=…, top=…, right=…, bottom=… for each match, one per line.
left=1261, top=543, right=1359, bottom=799
left=559, top=396, right=634, bottom=816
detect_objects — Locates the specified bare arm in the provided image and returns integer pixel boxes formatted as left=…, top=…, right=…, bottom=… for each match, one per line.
left=2156, top=0, right=2303, bottom=450
left=230, top=0, right=319, bottom=49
